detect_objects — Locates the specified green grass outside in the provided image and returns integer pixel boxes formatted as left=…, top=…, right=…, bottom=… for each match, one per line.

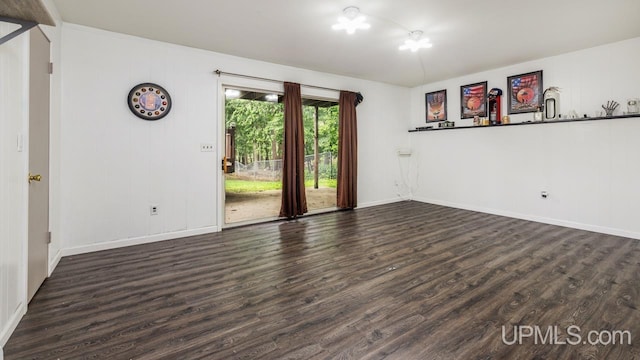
left=225, top=178, right=337, bottom=193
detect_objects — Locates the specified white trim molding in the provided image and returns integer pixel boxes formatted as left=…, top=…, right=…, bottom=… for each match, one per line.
left=358, top=198, right=404, bottom=209
left=48, top=249, right=62, bottom=276
left=413, top=197, right=640, bottom=240
left=0, top=301, right=26, bottom=350
left=62, top=226, right=219, bottom=256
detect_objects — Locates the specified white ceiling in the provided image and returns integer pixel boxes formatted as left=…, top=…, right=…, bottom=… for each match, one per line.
left=51, top=0, right=640, bottom=87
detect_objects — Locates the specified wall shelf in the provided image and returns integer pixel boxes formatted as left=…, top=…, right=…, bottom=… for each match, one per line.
left=409, top=114, right=640, bottom=133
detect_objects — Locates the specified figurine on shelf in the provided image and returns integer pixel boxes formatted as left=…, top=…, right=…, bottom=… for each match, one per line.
left=627, top=98, right=639, bottom=114
left=533, top=106, right=543, bottom=121
left=487, top=88, right=502, bottom=125
left=567, top=110, right=579, bottom=119
left=602, top=101, right=619, bottom=117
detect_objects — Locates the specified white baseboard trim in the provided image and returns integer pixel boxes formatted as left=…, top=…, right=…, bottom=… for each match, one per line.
left=61, top=226, right=219, bottom=256
left=358, top=197, right=405, bottom=209
left=413, top=197, right=640, bottom=240
left=48, top=249, right=62, bottom=276
left=0, top=302, right=26, bottom=349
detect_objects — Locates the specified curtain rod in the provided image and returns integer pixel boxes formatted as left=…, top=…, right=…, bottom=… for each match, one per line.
left=214, top=70, right=353, bottom=94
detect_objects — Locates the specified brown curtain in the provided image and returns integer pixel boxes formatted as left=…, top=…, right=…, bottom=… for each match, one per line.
left=279, top=82, right=308, bottom=218
left=337, top=91, right=358, bottom=209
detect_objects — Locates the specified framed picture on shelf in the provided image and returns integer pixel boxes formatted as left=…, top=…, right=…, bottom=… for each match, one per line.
left=425, top=89, right=447, bottom=122
left=507, top=70, right=543, bottom=114
left=460, top=81, right=487, bottom=119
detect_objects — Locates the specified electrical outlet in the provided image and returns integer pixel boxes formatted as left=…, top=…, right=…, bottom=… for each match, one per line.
left=150, top=205, right=159, bottom=215
left=200, top=143, right=214, bottom=152
left=541, top=191, right=549, bottom=199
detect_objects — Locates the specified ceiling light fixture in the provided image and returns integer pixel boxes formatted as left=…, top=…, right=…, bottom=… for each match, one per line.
left=399, top=30, right=433, bottom=52
left=225, top=89, right=240, bottom=98
left=265, top=94, right=278, bottom=102
left=332, top=6, right=370, bottom=35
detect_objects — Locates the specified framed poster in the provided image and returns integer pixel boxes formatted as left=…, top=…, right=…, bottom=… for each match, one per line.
left=425, top=89, right=447, bottom=122
left=507, top=70, right=543, bottom=114
left=460, top=81, right=487, bottom=119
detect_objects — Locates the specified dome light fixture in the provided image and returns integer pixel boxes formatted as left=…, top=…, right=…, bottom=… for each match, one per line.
left=399, top=30, right=433, bottom=52
left=265, top=94, right=278, bottom=102
left=332, top=6, right=370, bottom=35
left=225, top=89, right=240, bottom=98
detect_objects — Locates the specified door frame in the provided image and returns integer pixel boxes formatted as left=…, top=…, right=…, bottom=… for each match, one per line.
left=215, top=76, right=340, bottom=229
left=216, top=77, right=283, bottom=229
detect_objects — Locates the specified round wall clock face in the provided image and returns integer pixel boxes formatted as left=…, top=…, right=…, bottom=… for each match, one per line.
left=127, top=83, right=172, bottom=120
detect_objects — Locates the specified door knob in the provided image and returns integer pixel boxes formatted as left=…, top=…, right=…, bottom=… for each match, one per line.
left=29, top=173, right=42, bottom=183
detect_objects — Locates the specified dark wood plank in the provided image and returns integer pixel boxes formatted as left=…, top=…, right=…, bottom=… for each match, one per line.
left=5, top=201, right=640, bottom=359
left=0, top=0, right=55, bottom=25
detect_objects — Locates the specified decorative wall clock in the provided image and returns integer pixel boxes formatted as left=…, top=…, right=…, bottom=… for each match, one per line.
left=127, top=83, right=172, bottom=120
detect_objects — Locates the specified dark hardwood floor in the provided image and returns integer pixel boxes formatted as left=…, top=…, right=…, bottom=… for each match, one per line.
left=5, top=201, right=640, bottom=359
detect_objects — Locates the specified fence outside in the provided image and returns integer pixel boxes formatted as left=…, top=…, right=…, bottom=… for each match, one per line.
left=233, top=152, right=336, bottom=181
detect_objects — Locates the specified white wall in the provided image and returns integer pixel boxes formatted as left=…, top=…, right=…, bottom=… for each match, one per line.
left=409, top=37, right=640, bottom=239
left=59, top=24, right=410, bottom=254
left=0, top=25, right=29, bottom=347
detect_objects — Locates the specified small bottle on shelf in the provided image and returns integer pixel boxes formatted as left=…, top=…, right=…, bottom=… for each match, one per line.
left=490, top=103, right=497, bottom=125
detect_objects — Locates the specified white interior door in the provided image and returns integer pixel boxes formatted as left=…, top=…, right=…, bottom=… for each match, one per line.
left=27, top=27, right=50, bottom=303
